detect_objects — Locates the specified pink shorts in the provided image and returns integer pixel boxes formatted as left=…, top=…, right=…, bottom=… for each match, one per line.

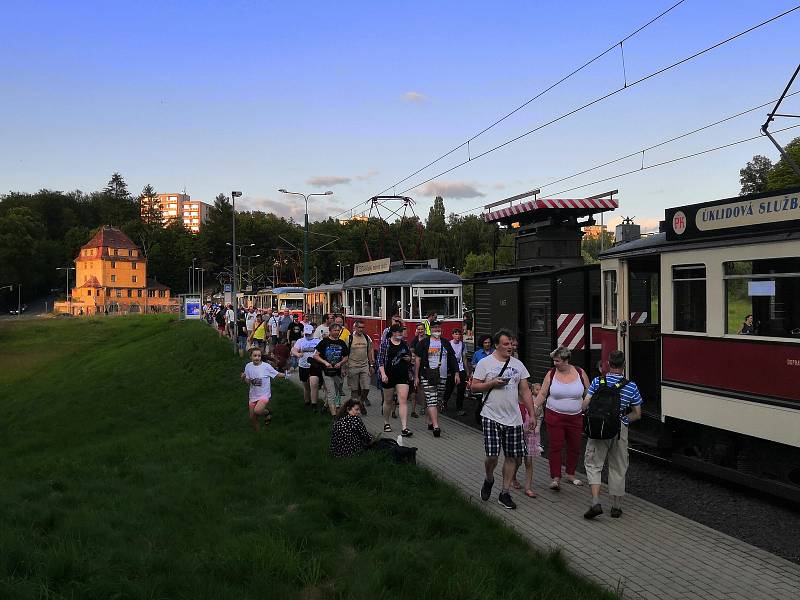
left=249, top=396, right=271, bottom=405
left=523, top=417, right=542, bottom=457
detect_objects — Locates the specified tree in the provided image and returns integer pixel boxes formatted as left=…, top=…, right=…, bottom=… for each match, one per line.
left=139, top=184, right=162, bottom=226
left=581, top=230, right=615, bottom=264
left=766, top=137, right=800, bottom=191
left=739, top=155, right=773, bottom=195
left=103, top=172, right=130, bottom=200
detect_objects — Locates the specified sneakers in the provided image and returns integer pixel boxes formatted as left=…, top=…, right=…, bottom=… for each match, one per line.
left=432, top=427, right=441, bottom=438
left=611, top=507, right=623, bottom=518
left=584, top=504, right=603, bottom=520
left=400, top=428, right=413, bottom=437
left=427, top=423, right=434, bottom=431
left=480, top=479, right=494, bottom=501
left=410, top=412, right=418, bottom=418
left=498, top=492, right=517, bottom=510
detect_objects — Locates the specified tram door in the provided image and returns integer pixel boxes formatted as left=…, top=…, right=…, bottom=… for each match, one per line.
left=627, top=259, right=661, bottom=415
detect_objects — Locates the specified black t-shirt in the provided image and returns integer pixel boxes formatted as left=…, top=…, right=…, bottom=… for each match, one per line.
left=236, top=317, right=247, bottom=338
left=288, top=322, right=304, bottom=341
left=315, top=338, right=349, bottom=376
left=386, top=339, right=412, bottom=380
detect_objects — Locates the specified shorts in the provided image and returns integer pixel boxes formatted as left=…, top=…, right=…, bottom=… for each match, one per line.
left=217, top=324, right=225, bottom=332
left=237, top=336, right=247, bottom=349
left=482, top=417, right=527, bottom=458
left=420, top=377, right=446, bottom=408
left=248, top=396, right=270, bottom=405
left=270, top=335, right=278, bottom=347
left=299, top=367, right=319, bottom=383
left=347, top=366, right=371, bottom=391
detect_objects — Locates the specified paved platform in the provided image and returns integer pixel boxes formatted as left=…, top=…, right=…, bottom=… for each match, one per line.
left=347, top=384, right=800, bottom=600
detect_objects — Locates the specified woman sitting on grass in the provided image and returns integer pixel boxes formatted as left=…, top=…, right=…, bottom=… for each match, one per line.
left=329, top=399, right=373, bottom=458
left=241, top=347, right=287, bottom=432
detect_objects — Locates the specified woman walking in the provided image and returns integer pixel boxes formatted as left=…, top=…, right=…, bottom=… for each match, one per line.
left=377, top=324, right=413, bottom=436
left=414, top=321, right=459, bottom=438
left=535, top=347, right=589, bottom=490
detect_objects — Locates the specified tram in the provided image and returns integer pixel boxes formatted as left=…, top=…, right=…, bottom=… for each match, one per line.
left=304, top=283, right=344, bottom=324
left=599, top=186, right=800, bottom=501
left=343, top=259, right=462, bottom=342
left=245, top=286, right=307, bottom=316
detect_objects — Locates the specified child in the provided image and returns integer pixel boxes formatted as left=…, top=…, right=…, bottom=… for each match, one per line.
left=241, top=347, right=287, bottom=431
left=513, top=382, right=543, bottom=497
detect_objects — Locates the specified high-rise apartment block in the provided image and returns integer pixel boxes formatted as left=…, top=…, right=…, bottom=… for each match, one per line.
left=141, top=193, right=212, bottom=233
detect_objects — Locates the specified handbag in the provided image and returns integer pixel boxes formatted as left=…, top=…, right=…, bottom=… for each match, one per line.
left=473, top=357, right=511, bottom=426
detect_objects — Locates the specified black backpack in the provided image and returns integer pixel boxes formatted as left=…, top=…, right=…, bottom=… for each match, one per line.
left=584, top=376, right=628, bottom=440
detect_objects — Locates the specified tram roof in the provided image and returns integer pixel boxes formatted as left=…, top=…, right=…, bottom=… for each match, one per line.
left=344, top=269, right=461, bottom=288
left=306, top=283, right=343, bottom=293
left=271, top=287, right=307, bottom=294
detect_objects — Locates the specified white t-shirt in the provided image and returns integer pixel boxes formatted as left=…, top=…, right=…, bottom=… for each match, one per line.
left=245, top=313, right=257, bottom=332
left=268, top=316, right=280, bottom=336
left=293, top=337, right=320, bottom=369
left=313, top=324, right=330, bottom=339
left=450, top=340, right=466, bottom=371
left=244, top=361, right=279, bottom=401
left=225, top=308, right=235, bottom=324
left=474, top=354, right=530, bottom=426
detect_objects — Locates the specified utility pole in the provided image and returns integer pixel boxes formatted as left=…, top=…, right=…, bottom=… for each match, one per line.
left=231, top=191, right=243, bottom=355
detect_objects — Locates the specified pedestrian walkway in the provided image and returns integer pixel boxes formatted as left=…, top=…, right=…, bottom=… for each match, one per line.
left=353, top=385, right=799, bottom=600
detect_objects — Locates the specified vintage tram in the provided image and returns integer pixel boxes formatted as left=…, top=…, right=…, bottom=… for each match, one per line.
left=599, top=186, right=800, bottom=501
left=343, top=258, right=462, bottom=342
left=244, top=286, right=307, bottom=316
left=304, top=283, right=344, bottom=324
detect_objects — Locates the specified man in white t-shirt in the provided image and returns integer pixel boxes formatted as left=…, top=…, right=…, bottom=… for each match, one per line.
left=471, top=329, right=535, bottom=510
left=245, top=307, right=257, bottom=335
left=225, top=304, right=236, bottom=339
left=313, top=313, right=332, bottom=339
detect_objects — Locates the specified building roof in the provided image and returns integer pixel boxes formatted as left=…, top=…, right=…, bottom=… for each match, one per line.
left=77, top=275, right=102, bottom=288
left=82, top=226, right=140, bottom=251
left=146, top=278, right=170, bottom=290
left=484, top=197, right=618, bottom=224
left=307, top=283, right=344, bottom=293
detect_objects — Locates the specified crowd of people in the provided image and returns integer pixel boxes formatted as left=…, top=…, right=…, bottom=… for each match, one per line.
left=203, top=302, right=644, bottom=520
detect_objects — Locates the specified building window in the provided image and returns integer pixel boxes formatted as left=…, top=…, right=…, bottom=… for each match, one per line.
left=111, top=261, right=116, bottom=269
left=603, top=270, right=617, bottom=326
left=137, top=289, right=142, bottom=298
left=132, top=276, right=138, bottom=283
left=105, top=288, right=110, bottom=297
left=132, top=262, right=137, bottom=270
left=673, top=264, right=706, bottom=332
left=87, top=289, right=92, bottom=296
left=116, top=289, right=122, bottom=298
left=724, top=257, right=800, bottom=339
left=114, top=249, right=118, bottom=256
left=132, top=250, right=137, bottom=257
left=111, top=275, right=116, bottom=282
left=127, top=289, right=132, bottom=298
left=148, top=289, right=156, bottom=298
left=158, top=290, right=165, bottom=298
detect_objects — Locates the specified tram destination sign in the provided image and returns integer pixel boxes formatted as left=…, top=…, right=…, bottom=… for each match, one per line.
left=353, top=257, right=391, bottom=276
left=665, top=188, right=800, bottom=241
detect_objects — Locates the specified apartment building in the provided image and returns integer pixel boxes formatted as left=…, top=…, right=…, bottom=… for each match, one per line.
left=141, top=193, right=211, bottom=233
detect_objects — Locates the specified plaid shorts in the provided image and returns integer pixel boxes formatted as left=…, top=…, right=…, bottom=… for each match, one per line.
left=482, top=417, right=527, bottom=458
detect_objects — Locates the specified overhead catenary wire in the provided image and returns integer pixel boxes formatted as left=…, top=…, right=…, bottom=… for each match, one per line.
left=330, top=0, right=689, bottom=221
left=397, top=4, right=800, bottom=197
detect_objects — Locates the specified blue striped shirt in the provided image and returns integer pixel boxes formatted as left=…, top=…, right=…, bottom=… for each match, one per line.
left=587, top=373, right=643, bottom=425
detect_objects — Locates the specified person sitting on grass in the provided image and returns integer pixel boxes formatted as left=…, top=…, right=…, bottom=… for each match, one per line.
left=241, top=347, right=287, bottom=432
left=329, top=399, right=373, bottom=457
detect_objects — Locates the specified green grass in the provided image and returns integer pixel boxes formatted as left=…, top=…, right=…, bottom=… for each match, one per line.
left=0, top=316, right=614, bottom=599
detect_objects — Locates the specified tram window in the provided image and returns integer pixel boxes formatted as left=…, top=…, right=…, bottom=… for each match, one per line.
left=420, top=295, right=459, bottom=319
left=724, top=257, right=800, bottom=339
left=372, top=287, right=382, bottom=318
left=346, top=290, right=354, bottom=315
left=673, top=265, right=706, bottom=332
left=603, top=271, right=617, bottom=326
left=363, top=288, right=372, bottom=317
left=402, top=286, right=411, bottom=319
left=354, top=289, right=363, bottom=315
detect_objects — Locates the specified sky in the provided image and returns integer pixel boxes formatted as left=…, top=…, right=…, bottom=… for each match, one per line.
left=2, top=0, right=800, bottom=232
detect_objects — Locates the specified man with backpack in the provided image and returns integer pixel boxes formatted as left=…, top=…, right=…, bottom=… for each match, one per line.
left=346, top=319, right=374, bottom=414
left=581, top=350, right=643, bottom=520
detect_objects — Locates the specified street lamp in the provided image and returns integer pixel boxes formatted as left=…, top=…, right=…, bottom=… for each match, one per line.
left=56, top=267, right=75, bottom=314
left=278, top=188, right=333, bottom=288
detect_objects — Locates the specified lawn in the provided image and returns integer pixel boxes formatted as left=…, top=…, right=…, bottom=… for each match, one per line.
left=0, top=316, right=613, bottom=599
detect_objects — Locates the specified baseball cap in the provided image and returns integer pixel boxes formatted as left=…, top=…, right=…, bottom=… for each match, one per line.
left=303, top=324, right=314, bottom=334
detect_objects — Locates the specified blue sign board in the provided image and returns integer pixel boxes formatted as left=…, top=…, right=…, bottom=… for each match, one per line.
left=224, top=284, right=232, bottom=293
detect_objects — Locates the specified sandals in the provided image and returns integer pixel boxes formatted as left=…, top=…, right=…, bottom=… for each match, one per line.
left=383, top=424, right=392, bottom=433
left=525, top=489, right=538, bottom=498
left=400, top=428, right=413, bottom=437
left=566, top=477, right=583, bottom=486
left=549, top=480, right=561, bottom=491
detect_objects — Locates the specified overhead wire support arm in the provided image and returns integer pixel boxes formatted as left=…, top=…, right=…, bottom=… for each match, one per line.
left=761, top=63, right=800, bottom=179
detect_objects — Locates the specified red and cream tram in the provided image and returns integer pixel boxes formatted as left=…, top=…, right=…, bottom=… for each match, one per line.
left=304, top=283, right=344, bottom=324
left=343, top=259, right=462, bottom=342
left=599, top=186, right=800, bottom=501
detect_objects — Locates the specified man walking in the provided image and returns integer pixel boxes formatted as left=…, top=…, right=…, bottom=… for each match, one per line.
left=581, top=350, right=643, bottom=519
left=444, top=327, right=470, bottom=416
left=347, top=319, right=375, bottom=414
left=225, top=303, right=236, bottom=339
left=314, top=313, right=333, bottom=339
left=278, top=309, right=293, bottom=343
left=471, top=329, right=535, bottom=510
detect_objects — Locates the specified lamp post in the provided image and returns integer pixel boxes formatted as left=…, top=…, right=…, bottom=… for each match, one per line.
left=278, top=189, right=333, bottom=289
left=197, top=268, right=205, bottom=301
left=56, top=267, right=75, bottom=315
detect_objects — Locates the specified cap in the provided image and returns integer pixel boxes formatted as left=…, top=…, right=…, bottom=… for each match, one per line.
left=303, top=324, right=314, bottom=334
left=430, top=320, right=442, bottom=327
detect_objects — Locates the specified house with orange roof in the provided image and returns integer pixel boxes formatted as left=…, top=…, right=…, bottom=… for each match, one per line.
left=54, top=226, right=178, bottom=315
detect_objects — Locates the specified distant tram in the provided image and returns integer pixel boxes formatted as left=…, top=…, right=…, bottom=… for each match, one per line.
left=304, top=283, right=344, bottom=324
left=245, top=286, right=307, bottom=316
left=599, top=186, right=800, bottom=501
left=343, top=259, right=462, bottom=342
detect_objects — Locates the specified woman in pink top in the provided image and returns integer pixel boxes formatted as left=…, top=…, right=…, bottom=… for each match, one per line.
left=534, top=346, right=589, bottom=491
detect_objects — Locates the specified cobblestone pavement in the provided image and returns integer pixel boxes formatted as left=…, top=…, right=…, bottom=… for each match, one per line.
left=348, top=383, right=800, bottom=600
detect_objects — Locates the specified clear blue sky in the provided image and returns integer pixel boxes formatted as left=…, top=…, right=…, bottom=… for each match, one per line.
left=3, top=1, right=799, bottom=230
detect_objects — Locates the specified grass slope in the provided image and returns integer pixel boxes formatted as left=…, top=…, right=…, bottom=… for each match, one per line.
left=0, top=316, right=614, bottom=600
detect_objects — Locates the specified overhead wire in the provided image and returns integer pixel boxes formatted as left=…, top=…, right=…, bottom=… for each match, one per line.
left=398, top=5, right=800, bottom=197
left=449, top=90, right=800, bottom=215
